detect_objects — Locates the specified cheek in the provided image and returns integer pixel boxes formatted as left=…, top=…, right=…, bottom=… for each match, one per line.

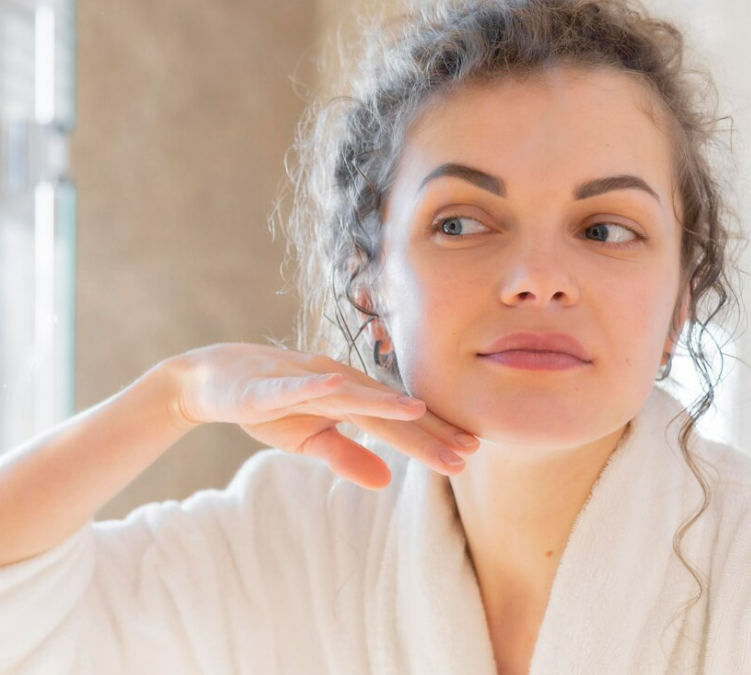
left=383, top=261, right=474, bottom=384
left=394, top=276, right=457, bottom=353
left=385, top=253, right=476, bottom=325
left=601, top=273, right=677, bottom=368
left=424, top=270, right=476, bottom=312
left=408, top=263, right=482, bottom=332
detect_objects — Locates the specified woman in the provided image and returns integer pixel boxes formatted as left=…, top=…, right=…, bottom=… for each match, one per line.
left=1, top=0, right=748, bottom=673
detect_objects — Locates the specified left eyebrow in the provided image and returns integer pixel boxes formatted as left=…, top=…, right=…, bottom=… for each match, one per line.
left=414, top=162, right=662, bottom=206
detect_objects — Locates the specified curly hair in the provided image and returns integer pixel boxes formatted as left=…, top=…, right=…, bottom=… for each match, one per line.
left=271, top=0, right=748, bottom=648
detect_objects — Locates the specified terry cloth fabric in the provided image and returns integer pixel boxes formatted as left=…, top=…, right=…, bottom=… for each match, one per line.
left=1, top=385, right=750, bottom=674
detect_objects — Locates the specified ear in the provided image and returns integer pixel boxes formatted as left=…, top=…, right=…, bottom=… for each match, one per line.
left=352, top=286, right=390, bottom=348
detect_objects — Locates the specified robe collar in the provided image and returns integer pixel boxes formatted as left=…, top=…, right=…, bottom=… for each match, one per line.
left=364, top=385, right=704, bottom=675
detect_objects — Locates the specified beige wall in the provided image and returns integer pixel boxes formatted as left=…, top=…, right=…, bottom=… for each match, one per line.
left=73, top=1, right=314, bottom=520
left=73, top=0, right=406, bottom=520
left=316, top=0, right=407, bottom=96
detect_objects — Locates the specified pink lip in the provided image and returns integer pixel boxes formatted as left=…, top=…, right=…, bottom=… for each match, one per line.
left=478, top=331, right=592, bottom=363
left=480, top=350, right=588, bottom=371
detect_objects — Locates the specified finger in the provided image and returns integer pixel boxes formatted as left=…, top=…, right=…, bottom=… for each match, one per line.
left=267, top=358, right=480, bottom=453
left=241, top=373, right=346, bottom=411
left=291, top=362, right=480, bottom=454
left=313, top=379, right=480, bottom=455
left=286, top=351, right=409, bottom=397
left=243, top=373, right=429, bottom=422
left=349, top=412, right=471, bottom=476
left=301, top=426, right=393, bottom=490
left=397, top=406, right=481, bottom=454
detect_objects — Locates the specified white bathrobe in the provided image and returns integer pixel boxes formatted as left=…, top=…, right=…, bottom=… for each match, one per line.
left=1, top=385, right=750, bottom=674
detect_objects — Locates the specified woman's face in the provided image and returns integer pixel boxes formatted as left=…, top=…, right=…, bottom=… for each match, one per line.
left=375, top=66, right=687, bottom=448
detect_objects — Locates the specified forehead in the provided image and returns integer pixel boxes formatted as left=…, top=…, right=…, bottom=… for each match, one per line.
left=390, top=66, right=676, bottom=208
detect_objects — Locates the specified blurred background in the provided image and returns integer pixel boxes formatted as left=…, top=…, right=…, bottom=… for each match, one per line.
left=0, top=0, right=749, bottom=521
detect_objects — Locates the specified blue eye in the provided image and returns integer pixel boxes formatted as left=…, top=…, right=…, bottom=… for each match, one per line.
left=430, top=214, right=489, bottom=238
left=583, top=222, right=644, bottom=247
left=429, top=213, right=646, bottom=249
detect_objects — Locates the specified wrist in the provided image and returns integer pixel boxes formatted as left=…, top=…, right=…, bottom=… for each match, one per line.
left=158, top=354, right=204, bottom=433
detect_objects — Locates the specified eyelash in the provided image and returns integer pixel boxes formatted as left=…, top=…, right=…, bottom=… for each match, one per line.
left=428, top=213, right=647, bottom=249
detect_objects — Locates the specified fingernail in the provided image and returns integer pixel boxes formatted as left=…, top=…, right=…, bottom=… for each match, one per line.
left=454, top=433, right=478, bottom=447
left=439, top=450, right=465, bottom=467
left=398, top=396, right=424, bottom=406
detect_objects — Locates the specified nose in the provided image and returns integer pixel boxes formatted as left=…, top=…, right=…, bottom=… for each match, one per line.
left=497, top=237, right=580, bottom=308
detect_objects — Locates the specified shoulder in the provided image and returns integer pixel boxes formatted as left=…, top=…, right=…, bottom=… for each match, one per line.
left=683, top=433, right=751, bottom=583
left=652, top=387, right=751, bottom=518
left=693, top=437, right=751, bottom=661
left=692, top=433, right=751, bottom=509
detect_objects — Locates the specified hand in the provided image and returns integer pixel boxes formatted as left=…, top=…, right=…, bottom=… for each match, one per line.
left=169, top=342, right=479, bottom=490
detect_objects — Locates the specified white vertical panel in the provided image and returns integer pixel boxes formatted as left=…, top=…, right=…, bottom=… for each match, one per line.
left=0, top=0, right=76, bottom=451
left=34, top=2, right=54, bottom=124
left=646, top=0, right=751, bottom=450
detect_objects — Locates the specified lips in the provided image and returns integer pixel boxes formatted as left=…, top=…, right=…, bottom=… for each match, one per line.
left=478, top=331, right=592, bottom=363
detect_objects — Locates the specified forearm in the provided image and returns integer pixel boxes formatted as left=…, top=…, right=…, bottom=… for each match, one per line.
left=0, top=357, right=199, bottom=567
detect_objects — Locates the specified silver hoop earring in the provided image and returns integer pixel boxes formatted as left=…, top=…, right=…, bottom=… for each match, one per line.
left=655, top=351, right=673, bottom=382
left=374, top=339, right=394, bottom=369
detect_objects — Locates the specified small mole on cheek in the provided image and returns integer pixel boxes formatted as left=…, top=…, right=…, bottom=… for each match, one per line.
left=545, top=550, right=554, bottom=558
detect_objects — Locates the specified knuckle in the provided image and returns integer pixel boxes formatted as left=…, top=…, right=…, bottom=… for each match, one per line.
left=241, top=377, right=280, bottom=411
left=416, top=434, right=443, bottom=457
left=428, top=420, right=455, bottom=440
left=303, top=353, right=334, bottom=370
left=235, top=380, right=257, bottom=412
left=269, top=376, right=291, bottom=397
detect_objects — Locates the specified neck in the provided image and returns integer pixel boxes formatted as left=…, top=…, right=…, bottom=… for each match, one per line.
left=447, top=421, right=632, bottom=607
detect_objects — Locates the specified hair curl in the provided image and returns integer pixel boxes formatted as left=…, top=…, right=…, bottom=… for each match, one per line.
left=271, top=0, right=748, bottom=656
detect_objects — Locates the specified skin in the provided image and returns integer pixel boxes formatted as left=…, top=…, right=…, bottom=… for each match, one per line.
left=359, top=64, right=689, bottom=673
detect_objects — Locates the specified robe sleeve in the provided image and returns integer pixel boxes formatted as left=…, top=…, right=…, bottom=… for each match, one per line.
left=0, top=448, right=314, bottom=675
